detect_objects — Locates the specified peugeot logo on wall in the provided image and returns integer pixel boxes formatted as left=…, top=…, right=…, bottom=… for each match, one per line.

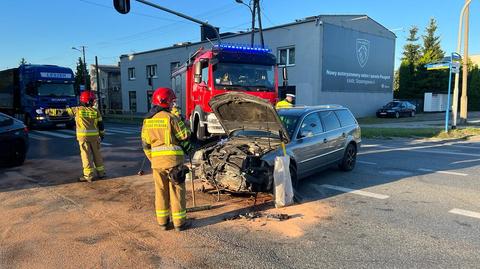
left=356, top=39, right=370, bottom=68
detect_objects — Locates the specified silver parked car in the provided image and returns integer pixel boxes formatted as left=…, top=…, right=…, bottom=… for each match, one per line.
left=192, top=92, right=361, bottom=193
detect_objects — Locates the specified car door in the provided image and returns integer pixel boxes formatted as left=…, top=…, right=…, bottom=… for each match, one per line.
left=319, top=110, right=344, bottom=163
left=292, top=112, right=327, bottom=175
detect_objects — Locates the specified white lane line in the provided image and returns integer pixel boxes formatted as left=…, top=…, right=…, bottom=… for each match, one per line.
left=32, top=130, right=73, bottom=139
left=444, top=143, right=480, bottom=150
left=101, top=142, right=112, bottom=146
left=417, top=168, right=468, bottom=177
left=451, top=158, right=480, bottom=165
left=357, top=160, right=377, bottom=165
left=28, top=133, right=50, bottom=141
left=360, top=146, right=480, bottom=158
left=107, top=129, right=134, bottom=134
left=449, top=208, right=480, bottom=220
left=319, top=184, right=389, bottom=199
left=57, top=129, right=77, bottom=135
left=361, top=144, right=381, bottom=148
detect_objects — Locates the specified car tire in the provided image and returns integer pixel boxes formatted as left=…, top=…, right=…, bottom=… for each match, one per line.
left=339, top=143, right=357, bottom=171
left=395, top=112, right=400, bottom=119
left=410, top=111, right=415, bottom=117
left=11, top=140, right=26, bottom=166
left=290, top=163, right=298, bottom=188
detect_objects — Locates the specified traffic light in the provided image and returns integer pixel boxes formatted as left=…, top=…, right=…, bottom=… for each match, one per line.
left=113, top=0, right=130, bottom=14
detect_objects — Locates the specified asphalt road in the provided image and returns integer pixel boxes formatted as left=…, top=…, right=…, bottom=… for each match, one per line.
left=1, top=123, right=479, bottom=268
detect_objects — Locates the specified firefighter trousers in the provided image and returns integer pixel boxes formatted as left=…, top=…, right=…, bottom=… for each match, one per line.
left=153, top=168, right=186, bottom=228
left=79, top=139, right=105, bottom=180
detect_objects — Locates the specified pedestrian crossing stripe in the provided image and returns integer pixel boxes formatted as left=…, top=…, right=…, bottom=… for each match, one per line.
left=107, top=128, right=135, bottom=134
left=31, top=130, right=74, bottom=139
left=28, top=133, right=50, bottom=141
left=57, top=129, right=77, bottom=135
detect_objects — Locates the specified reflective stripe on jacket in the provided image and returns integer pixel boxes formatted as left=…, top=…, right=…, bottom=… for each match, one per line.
left=275, top=99, right=293, bottom=109
left=66, top=106, right=104, bottom=141
left=141, top=110, right=190, bottom=169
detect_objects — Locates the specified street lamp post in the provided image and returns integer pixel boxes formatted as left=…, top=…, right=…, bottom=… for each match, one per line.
left=72, top=46, right=87, bottom=90
left=452, top=0, right=472, bottom=128
left=235, top=0, right=255, bottom=47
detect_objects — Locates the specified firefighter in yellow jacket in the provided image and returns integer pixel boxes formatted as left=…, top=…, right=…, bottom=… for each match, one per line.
left=47, top=91, right=106, bottom=182
left=141, top=87, right=192, bottom=231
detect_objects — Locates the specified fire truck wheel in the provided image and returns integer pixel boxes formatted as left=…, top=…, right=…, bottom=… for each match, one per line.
left=195, top=119, right=206, bottom=141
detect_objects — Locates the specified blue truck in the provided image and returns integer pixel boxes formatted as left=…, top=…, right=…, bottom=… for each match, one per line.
left=0, top=64, right=78, bottom=128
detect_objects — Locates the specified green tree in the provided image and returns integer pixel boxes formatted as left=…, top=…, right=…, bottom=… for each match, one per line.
left=468, top=65, right=480, bottom=111
left=421, top=18, right=444, bottom=63
left=19, top=58, right=28, bottom=65
left=402, top=26, right=421, bottom=65
left=74, top=57, right=91, bottom=92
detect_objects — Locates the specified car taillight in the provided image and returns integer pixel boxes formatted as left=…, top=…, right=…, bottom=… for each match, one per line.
left=24, top=127, right=29, bottom=133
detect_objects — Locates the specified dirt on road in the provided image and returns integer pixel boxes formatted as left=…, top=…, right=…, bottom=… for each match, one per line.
left=0, top=171, right=334, bottom=268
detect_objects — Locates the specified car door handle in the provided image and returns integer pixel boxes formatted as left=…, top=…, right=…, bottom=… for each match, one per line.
left=323, top=138, right=328, bottom=143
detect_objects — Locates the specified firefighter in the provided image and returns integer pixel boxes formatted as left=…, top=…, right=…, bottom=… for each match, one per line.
left=47, top=91, right=106, bottom=182
left=275, top=93, right=295, bottom=109
left=141, top=87, right=192, bottom=231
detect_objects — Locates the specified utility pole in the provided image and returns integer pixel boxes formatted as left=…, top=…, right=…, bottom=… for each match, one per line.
left=235, top=0, right=264, bottom=48
left=460, top=1, right=470, bottom=124
left=452, top=0, right=472, bottom=129
left=72, top=46, right=88, bottom=90
left=95, top=56, right=102, bottom=113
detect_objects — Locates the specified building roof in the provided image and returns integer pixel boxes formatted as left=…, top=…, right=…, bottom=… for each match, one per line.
left=120, top=14, right=396, bottom=59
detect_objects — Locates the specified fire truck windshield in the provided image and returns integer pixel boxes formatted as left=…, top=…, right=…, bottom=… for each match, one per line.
left=37, top=83, right=76, bottom=97
left=213, top=63, right=274, bottom=92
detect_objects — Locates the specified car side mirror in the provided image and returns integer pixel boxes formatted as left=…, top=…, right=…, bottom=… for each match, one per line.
left=194, top=61, right=202, bottom=84
left=282, top=66, right=288, bottom=87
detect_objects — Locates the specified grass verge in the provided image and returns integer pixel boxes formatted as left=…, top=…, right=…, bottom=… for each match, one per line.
left=362, top=127, right=480, bottom=140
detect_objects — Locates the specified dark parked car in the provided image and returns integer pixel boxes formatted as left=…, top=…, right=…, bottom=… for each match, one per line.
left=192, top=92, right=361, bottom=193
left=376, top=101, right=416, bottom=118
left=0, top=112, right=29, bottom=167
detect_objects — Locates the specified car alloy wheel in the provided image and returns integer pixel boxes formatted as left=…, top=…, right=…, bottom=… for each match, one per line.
left=411, top=111, right=415, bottom=117
left=395, top=112, right=400, bottom=119
left=340, top=143, right=357, bottom=171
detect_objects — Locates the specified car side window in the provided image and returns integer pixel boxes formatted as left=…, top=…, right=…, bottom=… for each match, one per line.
left=335, top=109, right=357, bottom=127
left=298, top=113, right=323, bottom=139
left=320, top=111, right=341, bottom=131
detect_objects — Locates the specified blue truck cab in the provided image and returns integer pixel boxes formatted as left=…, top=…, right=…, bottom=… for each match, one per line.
left=0, top=64, right=78, bottom=128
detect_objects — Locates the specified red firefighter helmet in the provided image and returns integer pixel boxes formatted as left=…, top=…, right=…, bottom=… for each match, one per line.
left=152, top=87, right=176, bottom=108
left=80, top=91, right=96, bottom=104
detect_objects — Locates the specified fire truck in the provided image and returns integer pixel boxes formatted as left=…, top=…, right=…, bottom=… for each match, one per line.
left=171, top=44, right=279, bottom=140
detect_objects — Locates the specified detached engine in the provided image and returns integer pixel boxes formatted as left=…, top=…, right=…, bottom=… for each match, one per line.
left=193, top=139, right=277, bottom=193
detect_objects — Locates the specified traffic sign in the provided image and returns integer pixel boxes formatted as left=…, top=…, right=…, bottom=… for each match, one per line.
left=425, top=62, right=450, bottom=70
left=451, top=62, right=460, bottom=74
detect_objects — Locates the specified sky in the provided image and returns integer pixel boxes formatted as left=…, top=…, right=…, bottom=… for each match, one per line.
left=1, top=0, right=479, bottom=71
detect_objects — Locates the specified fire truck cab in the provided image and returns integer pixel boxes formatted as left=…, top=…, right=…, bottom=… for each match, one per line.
left=171, top=44, right=278, bottom=140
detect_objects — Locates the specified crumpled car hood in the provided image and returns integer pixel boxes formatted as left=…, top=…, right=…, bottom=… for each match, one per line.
left=209, top=92, right=290, bottom=143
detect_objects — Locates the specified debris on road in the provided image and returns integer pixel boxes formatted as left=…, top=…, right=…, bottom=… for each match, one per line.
left=224, top=212, right=291, bottom=221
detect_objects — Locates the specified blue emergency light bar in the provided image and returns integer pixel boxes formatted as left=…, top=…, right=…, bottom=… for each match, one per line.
left=215, top=43, right=271, bottom=53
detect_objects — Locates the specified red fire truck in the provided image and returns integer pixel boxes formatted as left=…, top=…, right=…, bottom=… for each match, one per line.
left=171, top=44, right=279, bottom=140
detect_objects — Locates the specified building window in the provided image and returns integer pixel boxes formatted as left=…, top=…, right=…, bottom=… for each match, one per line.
left=128, top=91, right=137, bottom=112
left=146, top=64, right=157, bottom=78
left=170, top=62, right=180, bottom=75
left=128, top=68, right=136, bottom=80
left=278, top=47, right=295, bottom=66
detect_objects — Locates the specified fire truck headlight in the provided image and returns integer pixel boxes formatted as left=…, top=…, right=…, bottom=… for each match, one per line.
left=35, top=108, right=44, bottom=114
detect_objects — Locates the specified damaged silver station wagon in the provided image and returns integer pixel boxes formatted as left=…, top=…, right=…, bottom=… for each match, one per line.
left=192, top=92, right=361, bottom=193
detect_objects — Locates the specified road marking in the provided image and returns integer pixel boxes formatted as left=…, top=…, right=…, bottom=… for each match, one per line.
left=101, top=142, right=112, bottom=146
left=451, top=158, right=480, bottom=165
left=417, top=168, right=468, bottom=176
left=361, top=144, right=381, bottom=148
left=32, top=130, right=73, bottom=139
left=361, top=145, right=480, bottom=158
left=357, top=160, right=377, bottom=165
left=107, top=129, right=135, bottom=134
left=445, top=143, right=480, bottom=150
left=449, top=208, right=480, bottom=220
left=57, top=129, right=77, bottom=135
left=319, top=184, right=389, bottom=199
left=120, top=127, right=141, bottom=132
left=28, top=133, right=51, bottom=141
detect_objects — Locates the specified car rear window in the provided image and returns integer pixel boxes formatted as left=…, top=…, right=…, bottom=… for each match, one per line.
left=335, top=109, right=357, bottom=127
left=319, top=111, right=341, bottom=131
